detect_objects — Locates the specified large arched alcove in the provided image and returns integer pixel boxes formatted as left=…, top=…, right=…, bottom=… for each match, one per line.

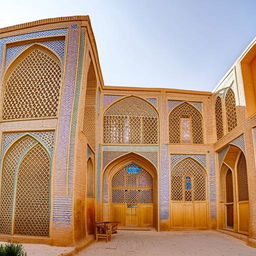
left=103, top=96, right=159, bottom=144
left=170, top=157, right=208, bottom=229
left=0, top=135, right=51, bottom=236
left=219, top=145, right=249, bottom=234
left=83, top=61, right=97, bottom=150
left=102, top=153, right=158, bottom=229
left=2, top=44, right=62, bottom=120
left=169, top=102, right=203, bottom=144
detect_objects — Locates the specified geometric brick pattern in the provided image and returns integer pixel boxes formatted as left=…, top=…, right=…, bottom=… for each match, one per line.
left=0, top=28, right=67, bottom=79
left=225, top=88, right=237, bottom=132
left=215, top=96, right=224, bottom=140
left=3, top=47, right=62, bottom=120
left=104, top=96, right=159, bottom=144
left=169, top=102, right=203, bottom=144
left=171, top=158, right=207, bottom=201
left=170, top=154, right=206, bottom=168
left=14, top=144, right=50, bottom=236
left=5, top=39, right=65, bottom=68
left=230, top=135, right=245, bottom=154
left=103, top=95, right=123, bottom=109
left=160, top=145, right=169, bottom=220
left=168, top=100, right=202, bottom=112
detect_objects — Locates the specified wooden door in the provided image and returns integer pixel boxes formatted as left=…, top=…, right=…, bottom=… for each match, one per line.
left=111, top=163, right=154, bottom=228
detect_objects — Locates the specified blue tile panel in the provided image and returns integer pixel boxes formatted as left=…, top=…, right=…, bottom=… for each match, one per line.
left=5, top=39, right=65, bottom=68
left=209, top=153, right=217, bottom=219
left=0, top=28, right=67, bottom=79
left=230, top=135, right=245, bottom=154
left=160, top=145, right=169, bottom=220
left=168, top=100, right=202, bottom=112
left=53, top=196, right=72, bottom=227
left=170, top=154, right=206, bottom=168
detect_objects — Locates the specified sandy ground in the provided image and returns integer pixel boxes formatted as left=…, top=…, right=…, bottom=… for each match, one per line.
left=0, top=242, right=74, bottom=256
left=77, top=230, right=256, bottom=256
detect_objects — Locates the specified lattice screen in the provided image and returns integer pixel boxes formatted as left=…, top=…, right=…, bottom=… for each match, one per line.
left=112, top=164, right=153, bottom=204
left=14, top=144, right=50, bottom=236
left=215, top=96, right=224, bottom=140
left=104, top=97, right=158, bottom=144
left=2, top=47, right=61, bottom=120
left=83, top=63, right=97, bottom=149
left=237, top=154, right=249, bottom=201
left=226, top=169, right=234, bottom=203
left=171, top=158, right=206, bottom=201
left=225, top=88, right=237, bottom=132
left=169, top=102, right=203, bottom=144
left=0, top=135, right=51, bottom=236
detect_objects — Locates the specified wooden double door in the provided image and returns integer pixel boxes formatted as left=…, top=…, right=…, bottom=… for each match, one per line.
left=110, top=163, right=154, bottom=228
left=112, top=203, right=153, bottom=227
left=171, top=202, right=208, bottom=228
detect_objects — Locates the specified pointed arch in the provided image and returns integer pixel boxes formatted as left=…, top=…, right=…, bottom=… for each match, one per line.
left=103, top=96, right=159, bottom=144
left=102, top=152, right=158, bottom=228
left=171, top=157, right=206, bottom=201
left=0, top=135, right=51, bottom=236
left=2, top=44, right=62, bottom=120
left=225, top=88, right=237, bottom=132
left=169, top=102, right=203, bottom=144
left=215, top=96, right=224, bottom=139
left=14, top=143, right=51, bottom=236
left=83, top=61, right=97, bottom=149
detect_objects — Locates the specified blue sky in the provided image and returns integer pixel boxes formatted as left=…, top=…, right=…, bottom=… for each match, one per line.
left=1, top=0, right=256, bottom=91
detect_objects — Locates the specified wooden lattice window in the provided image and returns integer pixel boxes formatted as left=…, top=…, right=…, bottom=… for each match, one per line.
left=104, top=97, right=158, bottom=144
left=225, top=88, right=237, bottom=132
left=169, top=102, right=203, bottom=144
left=0, top=136, right=51, bottom=236
left=2, top=46, right=62, bottom=120
left=237, top=154, right=249, bottom=201
left=171, top=158, right=206, bottom=201
left=83, top=62, right=97, bottom=149
left=215, top=96, right=224, bottom=140
left=112, top=163, right=153, bottom=204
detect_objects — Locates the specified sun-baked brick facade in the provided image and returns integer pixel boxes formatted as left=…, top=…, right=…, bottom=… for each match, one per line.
left=0, top=16, right=256, bottom=248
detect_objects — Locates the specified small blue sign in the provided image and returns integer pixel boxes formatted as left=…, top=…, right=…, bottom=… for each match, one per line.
left=126, top=164, right=141, bottom=174
left=127, top=205, right=138, bottom=208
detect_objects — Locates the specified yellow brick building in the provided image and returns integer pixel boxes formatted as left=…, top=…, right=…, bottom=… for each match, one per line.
left=0, top=16, right=255, bottom=247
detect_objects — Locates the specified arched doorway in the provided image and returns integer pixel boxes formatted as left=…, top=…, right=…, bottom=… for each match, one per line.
left=86, top=158, right=95, bottom=235
left=103, top=153, right=158, bottom=229
left=219, top=145, right=249, bottom=234
left=170, top=158, right=208, bottom=229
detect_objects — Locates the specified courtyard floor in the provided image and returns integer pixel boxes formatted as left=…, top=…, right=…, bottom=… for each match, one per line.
left=77, top=230, right=256, bottom=256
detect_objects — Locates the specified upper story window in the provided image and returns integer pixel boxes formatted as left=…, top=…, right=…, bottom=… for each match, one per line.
left=225, top=88, right=237, bottom=132
left=169, top=102, right=203, bottom=144
left=2, top=45, right=61, bottom=120
left=215, top=96, right=224, bottom=140
left=103, top=96, right=159, bottom=144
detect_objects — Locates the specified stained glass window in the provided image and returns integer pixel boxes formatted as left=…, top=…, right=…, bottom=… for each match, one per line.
left=185, top=176, right=192, bottom=190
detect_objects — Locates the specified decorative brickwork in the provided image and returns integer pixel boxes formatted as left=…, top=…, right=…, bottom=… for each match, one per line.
left=160, top=145, right=169, bottom=220
left=170, top=154, right=206, bottom=168
left=3, top=46, right=62, bottom=120
left=103, top=95, right=123, bottom=108
left=171, top=158, right=206, bottom=201
left=104, top=96, right=159, bottom=144
left=169, top=102, right=203, bottom=144
left=112, top=164, right=153, bottom=203
left=0, top=135, right=51, bottom=236
left=5, top=39, right=65, bottom=68
left=225, top=88, right=237, bottom=132
left=215, top=96, right=224, bottom=140
left=230, top=135, right=245, bottom=154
